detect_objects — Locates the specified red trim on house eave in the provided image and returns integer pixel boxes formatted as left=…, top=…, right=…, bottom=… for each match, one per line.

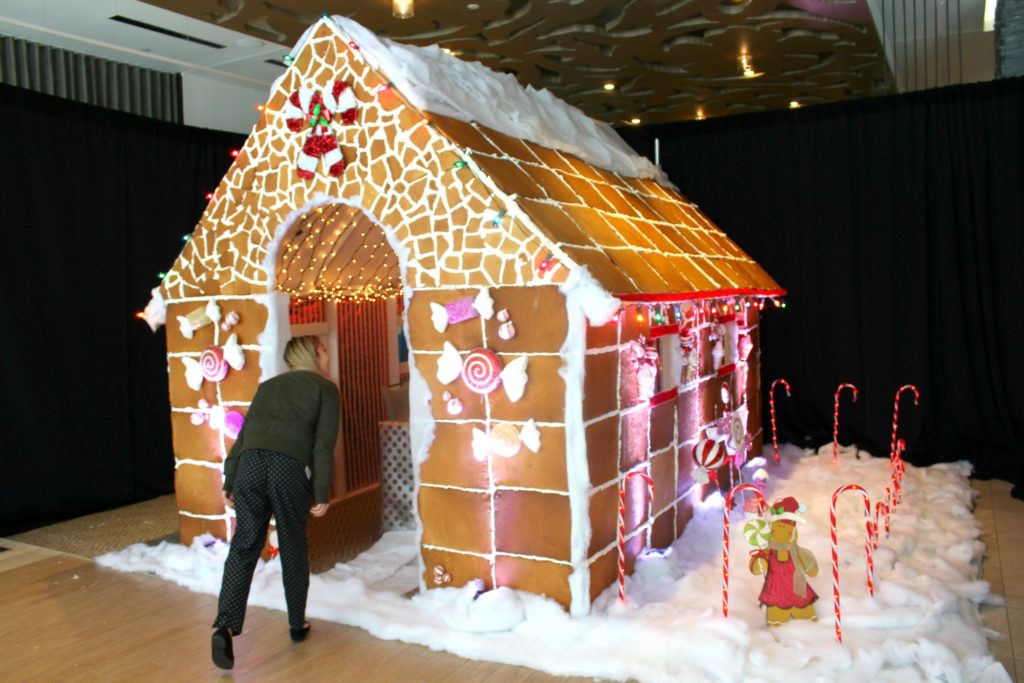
left=616, top=287, right=787, bottom=303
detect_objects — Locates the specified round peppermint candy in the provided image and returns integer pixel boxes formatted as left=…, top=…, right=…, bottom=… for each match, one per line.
left=200, top=345, right=229, bottom=382
left=461, top=348, right=503, bottom=394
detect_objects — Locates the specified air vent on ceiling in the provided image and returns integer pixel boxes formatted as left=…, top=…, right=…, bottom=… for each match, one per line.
left=264, top=58, right=289, bottom=68
left=109, top=16, right=224, bottom=49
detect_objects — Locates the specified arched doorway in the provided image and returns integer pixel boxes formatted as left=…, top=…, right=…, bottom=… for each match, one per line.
left=272, top=201, right=410, bottom=563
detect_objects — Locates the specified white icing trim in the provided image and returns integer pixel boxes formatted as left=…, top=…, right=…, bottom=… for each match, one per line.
left=174, top=458, right=222, bottom=470
left=561, top=288, right=591, bottom=615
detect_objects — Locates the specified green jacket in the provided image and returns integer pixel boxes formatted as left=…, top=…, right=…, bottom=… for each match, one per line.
left=224, top=370, right=340, bottom=504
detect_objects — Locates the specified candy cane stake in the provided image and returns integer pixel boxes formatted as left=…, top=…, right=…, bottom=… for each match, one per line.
left=889, top=385, right=920, bottom=462
left=722, top=484, right=768, bottom=617
left=832, top=383, right=859, bottom=465
left=892, top=439, right=907, bottom=507
left=831, top=484, right=876, bottom=644
left=769, top=379, right=791, bottom=464
left=872, top=500, right=890, bottom=550
left=617, top=472, right=655, bottom=602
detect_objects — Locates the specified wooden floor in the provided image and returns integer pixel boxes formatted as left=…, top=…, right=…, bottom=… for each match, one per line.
left=1, top=481, right=1020, bottom=682
left=0, top=539, right=597, bottom=682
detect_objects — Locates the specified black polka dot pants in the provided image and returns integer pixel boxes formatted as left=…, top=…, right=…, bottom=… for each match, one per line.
left=213, top=448, right=313, bottom=634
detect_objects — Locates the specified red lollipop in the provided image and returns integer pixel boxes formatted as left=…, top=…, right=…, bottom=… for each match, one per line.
left=461, top=348, right=503, bottom=394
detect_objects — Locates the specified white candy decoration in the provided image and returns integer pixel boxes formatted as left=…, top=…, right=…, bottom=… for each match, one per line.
left=489, top=423, right=522, bottom=458
left=205, top=299, right=222, bottom=324
left=496, top=308, right=510, bottom=322
left=499, top=355, right=528, bottom=403
left=430, top=302, right=449, bottom=333
left=711, top=339, right=725, bottom=370
left=471, top=428, right=490, bottom=462
left=223, top=333, right=246, bottom=371
left=189, top=412, right=206, bottom=426
left=208, top=404, right=226, bottom=430
left=472, top=288, right=494, bottom=320
left=498, top=321, right=516, bottom=340
left=520, top=419, right=541, bottom=453
left=182, top=357, right=204, bottom=391
left=436, top=342, right=463, bottom=384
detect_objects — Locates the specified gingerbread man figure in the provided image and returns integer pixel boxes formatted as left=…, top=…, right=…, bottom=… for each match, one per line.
left=749, top=496, right=819, bottom=625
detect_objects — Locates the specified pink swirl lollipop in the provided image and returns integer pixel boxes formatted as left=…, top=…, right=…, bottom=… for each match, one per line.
left=200, top=345, right=229, bottom=382
left=461, top=348, right=503, bottom=394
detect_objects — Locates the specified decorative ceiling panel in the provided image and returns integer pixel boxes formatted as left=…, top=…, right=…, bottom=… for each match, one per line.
left=144, top=0, right=890, bottom=123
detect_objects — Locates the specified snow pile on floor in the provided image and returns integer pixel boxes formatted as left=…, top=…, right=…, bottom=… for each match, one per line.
left=98, top=445, right=1010, bottom=682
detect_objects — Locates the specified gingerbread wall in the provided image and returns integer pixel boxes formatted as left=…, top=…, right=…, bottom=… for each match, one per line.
left=584, top=299, right=765, bottom=604
left=410, top=285, right=575, bottom=605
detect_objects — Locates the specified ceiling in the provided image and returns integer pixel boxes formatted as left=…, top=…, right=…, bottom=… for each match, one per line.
left=147, top=0, right=891, bottom=123
left=0, top=0, right=992, bottom=125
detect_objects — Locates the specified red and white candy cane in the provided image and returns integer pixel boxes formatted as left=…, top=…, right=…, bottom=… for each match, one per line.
left=831, top=484, right=876, bottom=643
left=617, top=471, right=655, bottom=602
left=872, top=498, right=890, bottom=550
left=722, top=483, right=768, bottom=617
left=889, top=385, right=920, bottom=461
left=769, top=378, right=791, bottom=464
left=892, top=438, right=907, bottom=507
left=832, top=383, right=858, bottom=465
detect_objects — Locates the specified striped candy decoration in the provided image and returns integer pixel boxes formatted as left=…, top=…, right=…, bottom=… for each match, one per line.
left=722, top=483, right=768, bottom=617
left=832, top=383, right=858, bottom=465
left=831, top=484, right=876, bottom=643
left=617, top=471, right=655, bottom=602
left=769, top=378, right=791, bottom=464
left=889, top=385, right=919, bottom=462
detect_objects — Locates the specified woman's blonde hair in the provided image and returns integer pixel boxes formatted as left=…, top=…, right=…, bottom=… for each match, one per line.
left=284, top=335, right=321, bottom=373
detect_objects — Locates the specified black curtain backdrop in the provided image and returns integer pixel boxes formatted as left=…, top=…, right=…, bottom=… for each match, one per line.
left=0, top=84, right=246, bottom=535
left=619, top=77, right=1024, bottom=489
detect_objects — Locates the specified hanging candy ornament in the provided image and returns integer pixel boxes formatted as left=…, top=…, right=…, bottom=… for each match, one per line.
left=284, top=80, right=358, bottom=179
left=200, top=346, right=230, bottom=382
left=461, top=348, right=503, bottom=394
left=692, top=437, right=726, bottom=484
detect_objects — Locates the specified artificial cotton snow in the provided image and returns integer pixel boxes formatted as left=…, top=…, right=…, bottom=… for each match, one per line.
left=288, top=17, right=668, bottom=186
left=97, top=445, right=1010, bottom=682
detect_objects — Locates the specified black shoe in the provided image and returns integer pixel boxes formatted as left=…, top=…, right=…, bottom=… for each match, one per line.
left=290, top=622, right=311, bottom=643
left=211, top=627, right=234, bottom=670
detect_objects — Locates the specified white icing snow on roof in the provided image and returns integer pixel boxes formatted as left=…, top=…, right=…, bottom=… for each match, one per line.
left=286, top=16, right=668, bottom=184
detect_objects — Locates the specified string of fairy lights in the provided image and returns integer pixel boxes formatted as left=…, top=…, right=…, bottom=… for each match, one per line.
left=276, top=203, right=403, bottom=304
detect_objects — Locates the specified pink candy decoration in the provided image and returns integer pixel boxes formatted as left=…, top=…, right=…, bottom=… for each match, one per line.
left=200, top=346, right=229, bottom=382
left=223, top=410, right=245, bottom=440
left=442, top=390, right=463, bottom=415
left=445, top=296, right=478, bottom=325
left=461, top=348, right=503, bottom=394
left=498, top=321, right=516, bottom=340
left=220, top=310, right=240, bottom=332
left=190, top=412, right=206, bottom=426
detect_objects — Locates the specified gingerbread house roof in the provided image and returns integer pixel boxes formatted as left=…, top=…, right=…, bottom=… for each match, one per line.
left=150, top=16, right=781, bottom=324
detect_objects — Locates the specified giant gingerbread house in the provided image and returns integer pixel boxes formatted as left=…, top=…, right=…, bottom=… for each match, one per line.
left=145, top=16, right=784, bottom=615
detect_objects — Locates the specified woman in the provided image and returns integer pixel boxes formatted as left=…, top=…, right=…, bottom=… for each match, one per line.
left=211, top=335, right=340, bottom=670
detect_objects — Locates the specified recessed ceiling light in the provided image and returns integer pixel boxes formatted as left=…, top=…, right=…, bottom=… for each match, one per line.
left=603, top=82, right=615, bottom=91
left=235, top=37, right=264, bottom=48
left=467, top=2, right=480, bottom=8
left=629, top=117, right=641, bottom=125
left=789, top=100, right=801, bottom=109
